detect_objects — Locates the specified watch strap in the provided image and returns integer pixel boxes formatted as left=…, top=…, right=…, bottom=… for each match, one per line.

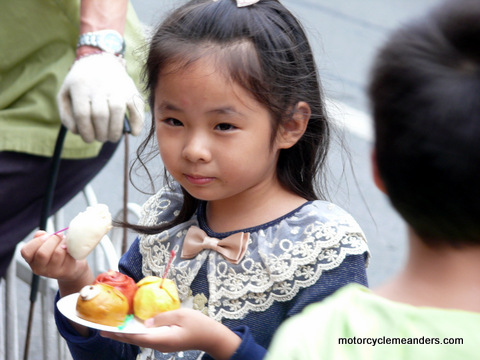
left=77, top=30, right=125, bottom=55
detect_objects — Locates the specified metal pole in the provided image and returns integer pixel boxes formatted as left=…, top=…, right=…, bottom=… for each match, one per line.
left=23, top=125, right=67, bottom=360
left=122, top=117, right=131, bottom=255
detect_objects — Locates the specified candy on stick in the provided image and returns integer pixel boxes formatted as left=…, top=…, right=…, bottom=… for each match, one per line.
left=133, top=250, right=180, bottom=320
left=160, top=250, right=175, bottom=288
left=65, top=204, right=112, bottom=260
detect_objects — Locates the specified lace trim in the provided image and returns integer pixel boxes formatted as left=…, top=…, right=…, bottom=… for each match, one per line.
left=138, top=189, right=369, bottom=322
left=136, top=348, right=204, bottom=360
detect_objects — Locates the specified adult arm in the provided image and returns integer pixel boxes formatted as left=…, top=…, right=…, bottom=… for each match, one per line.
left=79, top=0, right=127, bottom=32
left=76, top=0, right=128, bottom=57
left=58, top=0, right=144, bottom=143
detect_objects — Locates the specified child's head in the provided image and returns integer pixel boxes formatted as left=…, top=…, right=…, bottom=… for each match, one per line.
left=141, top=0, right=329, bottom=202
left=369, top=0, right=480, bottom=247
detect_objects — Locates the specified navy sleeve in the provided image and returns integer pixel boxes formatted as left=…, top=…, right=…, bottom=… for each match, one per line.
left=230, top=326, right=268, bottom=360
left=118, top=237, right=144, bottom=282
left=200, top=326, right=266, bottom=360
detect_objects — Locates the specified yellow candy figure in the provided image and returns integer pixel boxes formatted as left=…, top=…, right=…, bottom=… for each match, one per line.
left=133, top=277, right=180, bottom=320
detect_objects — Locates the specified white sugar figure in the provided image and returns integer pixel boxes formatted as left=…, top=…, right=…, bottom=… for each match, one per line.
left=66, top=204, right=112, bottom=260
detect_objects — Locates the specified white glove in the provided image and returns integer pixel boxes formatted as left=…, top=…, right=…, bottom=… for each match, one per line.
left=57, top=52, right=144, bottom=143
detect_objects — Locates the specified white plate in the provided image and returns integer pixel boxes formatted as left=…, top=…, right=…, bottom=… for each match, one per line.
left=57, top=293, right=169, bottom=334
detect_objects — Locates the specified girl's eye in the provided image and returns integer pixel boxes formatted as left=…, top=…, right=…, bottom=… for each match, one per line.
left=163, top=118, right=183, bottom=127
left=215, top=123, right=236, bottom=131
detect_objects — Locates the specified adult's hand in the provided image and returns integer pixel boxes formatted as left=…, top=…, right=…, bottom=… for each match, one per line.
left=57, top=52, right=144, bottom=143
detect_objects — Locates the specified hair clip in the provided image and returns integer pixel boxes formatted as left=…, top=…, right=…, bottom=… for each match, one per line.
left=237, top=0, right=260, bottom=7
left=213, top=0, right=260, bottom=7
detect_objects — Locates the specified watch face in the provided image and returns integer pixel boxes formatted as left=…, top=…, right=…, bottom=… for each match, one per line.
left=100, top=32, right=124, bottom=54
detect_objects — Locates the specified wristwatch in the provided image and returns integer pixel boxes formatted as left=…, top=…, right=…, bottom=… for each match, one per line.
left=77, top=30, right=125, bottom=56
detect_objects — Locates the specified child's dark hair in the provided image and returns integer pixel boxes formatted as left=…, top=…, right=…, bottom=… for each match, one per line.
left=369, top=0, right=480, bottom=246
left=128, top=0, right=330, bottom=234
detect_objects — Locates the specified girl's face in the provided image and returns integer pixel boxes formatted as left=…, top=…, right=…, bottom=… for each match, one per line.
left=154, top=57, right=283, bottom=204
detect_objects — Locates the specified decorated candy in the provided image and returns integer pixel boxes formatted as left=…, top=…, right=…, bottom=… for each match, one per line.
left=76, top=283, right=129, bottom=326
left=66, top=204, right=112, bottom=260
left=94, top=270, right=137, bottom=313
left=133, top=277, right=181, bottom=320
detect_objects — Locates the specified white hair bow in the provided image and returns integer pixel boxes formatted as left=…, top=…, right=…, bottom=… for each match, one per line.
left=236, top=0, right=260, bottom=6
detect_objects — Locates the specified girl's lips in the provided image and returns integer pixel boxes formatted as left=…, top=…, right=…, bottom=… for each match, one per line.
left=184, top=174, right=215, bottom=185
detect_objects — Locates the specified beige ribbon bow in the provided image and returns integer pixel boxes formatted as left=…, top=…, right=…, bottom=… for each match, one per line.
left=181, top=226, right=249, bottom=264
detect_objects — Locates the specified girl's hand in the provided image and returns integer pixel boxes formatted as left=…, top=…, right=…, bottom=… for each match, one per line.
left=22, top=230, right=95, bottom=336
left=101, top=308, right=241, bottom=360
left=20, top=230, right=92, bottom=288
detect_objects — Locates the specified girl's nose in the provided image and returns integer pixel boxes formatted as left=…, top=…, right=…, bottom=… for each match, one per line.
left=182, top=134, right=211, bottom=163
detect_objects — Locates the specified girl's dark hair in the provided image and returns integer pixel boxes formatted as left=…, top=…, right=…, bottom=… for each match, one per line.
left=369, top=0, right=480, bottom=246
left=126, top=0, right=330, bottom=234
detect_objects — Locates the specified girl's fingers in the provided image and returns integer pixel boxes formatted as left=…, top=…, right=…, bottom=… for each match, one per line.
left=33, top=230, right=48, bottom=238
left=145, top=309, right=185, bottom=328
left=22, top=231, right=60, bottom=260
left=100, top=328, right=174, bottom=350
left=20, top=234, right=48, bottom=263
left=21, top=233, right=66, bottom=271
left=34, top=234, right=64, bottom=262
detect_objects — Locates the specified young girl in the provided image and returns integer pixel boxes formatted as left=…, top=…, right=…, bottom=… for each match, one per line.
left=21, top=0, right=369, bottom=359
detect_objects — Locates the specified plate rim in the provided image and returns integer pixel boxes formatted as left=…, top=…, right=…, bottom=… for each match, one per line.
left=56, top=292, right=167, bottom=334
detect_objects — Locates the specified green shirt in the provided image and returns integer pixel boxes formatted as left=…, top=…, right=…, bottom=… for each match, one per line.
left=0, top=0, right=145, bottom=159
left=267, top=283, right=480, bottom=359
